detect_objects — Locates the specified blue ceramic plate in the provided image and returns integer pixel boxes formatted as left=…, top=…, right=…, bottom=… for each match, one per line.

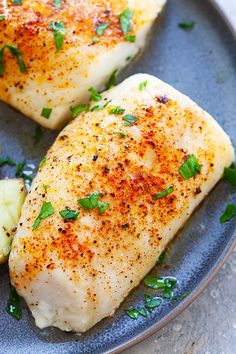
left=0, top=0, right=236, bottom=353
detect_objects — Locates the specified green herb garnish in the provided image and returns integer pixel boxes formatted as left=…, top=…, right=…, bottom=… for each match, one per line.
left=0, top=45, right=27, bottom=75
left=0, top=156, right=16, bottom=167
left=144, top=294, right=162, bottom=310
left=179, top=154, right=201, bottom=180
left=70, top=104, right=88, bottom=118
left=92, top=36, right=100, bottom=43
left=114, top=132, right=126, bottom=139
left=39, top=157, right=46, bottom=168
left=34, top=126, right=43, bottom=145
left=224, top=167, right=236, bottom=186
left=96, top=22, right=110, bottom=36
left=33, top=201, right=55, bottom=230
left=153, top=186, right=174, bottom=200
left=126, top=308, right=147, bottom=319
left=59, top=209, right=80, bottom=220
left=5, top=285, right=22, bottom=320
left=139, top=81, right=148, bottom=91
left=0, top=16, right=6, bottom=20
left=220, top=204, right=236, bottom=224
left=106, top=70, right=118, bottom=89
left=12, top=0, right=22, bottom=5
left=119, top=8, right=136, bottom=42
left=41, top=107, right=52, bottom=119
left=53, top=0, right=63, bottom=8
left=178, top=21, right=195, bottom=30
left=88, top=87, right=102, bottom=102
left=109, top=106, right=125, bottom=115
left=90, top=100, right=111, bottom=112
left=157, top=251, right=166, bottom=265
left=43, top=184, right=50, bottom=191
left=50, top=21, right=66, bottom=52
left=15, top=160, right=26, bottom=176
left=78, top=192, right=109, bottom=215
left=122, top=114, right=138, bottom=126
left=144, top=275, right=166, bottom=289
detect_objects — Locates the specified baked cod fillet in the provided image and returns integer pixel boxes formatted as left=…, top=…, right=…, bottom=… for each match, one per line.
left=0, top=0, right=166, bottom=129
left=9, top=74, right=234, bottom=332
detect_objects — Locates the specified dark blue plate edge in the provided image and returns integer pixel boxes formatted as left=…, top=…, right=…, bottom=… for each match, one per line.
left=105, top=2, right=236, bottom=353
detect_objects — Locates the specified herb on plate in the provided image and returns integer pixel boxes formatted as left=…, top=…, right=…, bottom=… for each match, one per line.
left=139, top=81, right=148, bottom=91
left=178, top=21, right=195, bottom=30
left=41, top=107, right=52, bottom=119
left=153, top=186, right=174, bottom=200
left=59, top=209, right=80, bottom=220
left=96, top=22, right=110, bottom=37
left=122, top=114, right=138, bottom=126
left=144, top=294, right=162, bottom=310
left=126, top=308, right=147, bottom=320
left=224, top=166, right=236, bottom=186
left=50, top=21, right=66, bottom=52
left=33, top=126, right=43, bottom=145
left=106, top=70, right=118, bottom=89
left=119, top=8, right=136, bottom=42
left=109, top=106, right=125, bottom=115
left=70, top=104, right=88, bottom=118
left=78, top=192, right=109, bottom=214
left=0, top=45, right=27, bottom=75
left=0, top=156, right=16, bottom=167
left=5, top=285, right=22, bottom=320
left=179, top=154, right=201, bottom=179
left=88, top=87, right=102, bottom=102
left=53, top=0, right=63, bottom=8
left=33, top=201, right=55, bottom=230
left=220, top=204, right=236, bottom=224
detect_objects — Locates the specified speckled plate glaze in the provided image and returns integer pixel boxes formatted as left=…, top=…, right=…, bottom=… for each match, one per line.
left=0, top=0, right=236, bottom=353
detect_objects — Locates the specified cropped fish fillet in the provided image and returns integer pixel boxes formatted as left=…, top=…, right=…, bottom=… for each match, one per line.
left=0, top=0, right=166, bottom=129
left=9, top=74, right=234, bottom=332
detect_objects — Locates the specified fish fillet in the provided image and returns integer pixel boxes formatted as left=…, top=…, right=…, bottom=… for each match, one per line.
left=9, top=74, right=234, bottom=332
left=0, top=0, right=166, bottom=129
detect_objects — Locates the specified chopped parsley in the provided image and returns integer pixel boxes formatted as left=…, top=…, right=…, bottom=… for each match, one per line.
left=153, top=186, right=174, bottom=200
left=139, top=81, right=148, bottom=91
left=106, top=69, right=118, bottom=89
left=179, top=154, right=201, bottom=180
left=144, top=294, right=162, bottom=310
left=34, top=126, right=43, bottom=145
left=0, top=16, right=6, bottom=20
left=49, top=21, right=66, bottom=52
left=43, top=184, right=50, bottom=191
left=90, top=99, right=111, bottom=112
left=59, top=209, right=80, bottom=220
left=78, top=192, right=109, bottom=214
left=126, top=308, right=147, bottom=320
left=178, top=21, right=195, bottom=30
left=88, top=87, right=102, bottom=102
left=41, top=107, right=52, bottom=119
left=109, top=106, right=125, bottom=115
left=119, top=8, right=136, bottom=42
left=0, top=156, right=16, bottom=167
left=122, top=114, right=138, bottom=126
left=33, top=201, right=55, bottom=230
left=53, top=0, right=63, bottom=8
left=224, top=166, right=236, bottom=186
left=144, top=276, right=177, bottom=301
left=12, top=0, right=22, bottom=5
left=5, top=285, right=22, bottom=320
left=70, top=104, right=88, bottom=118
left=39, top=157, right=46, bottom=168
left=15, top=160, right=26, bottom=176
left=220, top=204, right=236, bottom=224
left=92, top=36, right=100, bottom=43
left=0, top=45, right=27, bottom=76
left=114, top=132, right=126, bottom=139
left=157, top=251, right=166, bottom=265
left=96, top=22, right=110, bottom=37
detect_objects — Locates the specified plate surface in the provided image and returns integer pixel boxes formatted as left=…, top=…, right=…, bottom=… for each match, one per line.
left=0, top=0, right=236, bottom=353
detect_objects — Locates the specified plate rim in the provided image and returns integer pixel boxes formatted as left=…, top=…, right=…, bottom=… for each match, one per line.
left=104, top=2, right=236, bottom=353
